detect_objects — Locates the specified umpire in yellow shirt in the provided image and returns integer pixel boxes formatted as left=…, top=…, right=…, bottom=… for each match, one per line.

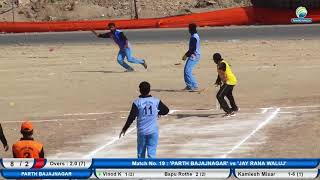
left=213, top=53, right=239, bottom=117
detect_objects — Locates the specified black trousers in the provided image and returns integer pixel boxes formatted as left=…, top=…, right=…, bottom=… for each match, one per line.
left=216, top=84, right=238, bottom=113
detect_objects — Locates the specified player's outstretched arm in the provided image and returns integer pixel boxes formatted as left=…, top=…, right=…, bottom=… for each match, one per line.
left=91, top=30, right=111, bottom=38
left=119, top=103, right=138, bottom=138
left=91, top=30, right=99, bottom=37
left=215, top=75, right=222, bottom=86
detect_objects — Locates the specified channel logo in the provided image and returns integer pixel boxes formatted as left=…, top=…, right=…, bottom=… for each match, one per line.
left=291, top=6, right=312, bottom=23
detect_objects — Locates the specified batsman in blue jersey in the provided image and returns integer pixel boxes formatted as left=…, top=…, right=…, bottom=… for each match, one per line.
left=182, top=23, right=201, bottom=91
left=92, top=23, right=147, bottom=72
left=120, top=81, right=169, bottom=158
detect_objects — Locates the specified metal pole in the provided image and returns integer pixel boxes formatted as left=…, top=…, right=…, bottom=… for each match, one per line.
left=11, top=0, right=15, bottom=22
left=131, top=0, right=134, bottom=19
left=133, top=0, right=138, bottom=19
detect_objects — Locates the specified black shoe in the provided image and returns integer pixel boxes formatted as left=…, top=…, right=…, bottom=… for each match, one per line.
left=233, top=107, right=240, bottom=112
left=183, top=86, right=191, bottom=91
left=223, top=111, right=236, bottom=117
left=230, top=111, right=236, bottom=117
left=124, top=68, right=134, bottom=72
left=142, top=60, right=147, bottom=69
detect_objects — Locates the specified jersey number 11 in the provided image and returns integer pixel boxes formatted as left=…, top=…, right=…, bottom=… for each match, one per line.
left=143, top=106, right=153, bottom=116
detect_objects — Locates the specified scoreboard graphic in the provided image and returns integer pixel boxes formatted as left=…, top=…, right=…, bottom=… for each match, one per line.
left=0, top=158, right=319, bottom=179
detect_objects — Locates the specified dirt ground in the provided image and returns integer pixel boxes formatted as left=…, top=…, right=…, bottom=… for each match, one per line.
left=0, top=0, right=251, bottom=22
left=0, top=39, right=319, bottom=159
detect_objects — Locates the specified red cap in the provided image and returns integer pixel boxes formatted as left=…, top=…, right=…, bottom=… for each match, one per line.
left=21, top=121, right=33, bottom=132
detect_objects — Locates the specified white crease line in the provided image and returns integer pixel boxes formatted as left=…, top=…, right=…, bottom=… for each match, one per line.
left=84, top=127, right=136, bottom=158
left=169, top=109, right=217, bottom=114
left=279, top=109, right=320, bottom=114
left=279, top=105, right=320, bottom=109
left=63, top=112, right=113, bottom=116
left=23, top=104, right=319, bottom=120
left=4, top=107, right=319, bottom=124
left=279, top=112, right=296, bottom=114
left=169, top=110, right=262, bottom=116
left=1, top=118, right=98, bottom=124
left=261, top=108, right=271, bottom=114
left=259, top=104, right=320, bottom=110
left=169, top=109, right=238, bottom=114
left=172, top=109, right=215, bottom=112
left=237, top=112, right=263, bottom=115
left=169, top=110, right=179, bottom=114
left=260, top=107, right=276, bottom=110
left=220, top=108, right=280, bottom=158
left=261, top=109, right=268, bottom=114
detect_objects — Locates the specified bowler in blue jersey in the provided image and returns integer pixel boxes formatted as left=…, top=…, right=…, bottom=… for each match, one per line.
left=92, top=23, right=147, bottom=72
left=120, top=81, right=169, bottom=158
